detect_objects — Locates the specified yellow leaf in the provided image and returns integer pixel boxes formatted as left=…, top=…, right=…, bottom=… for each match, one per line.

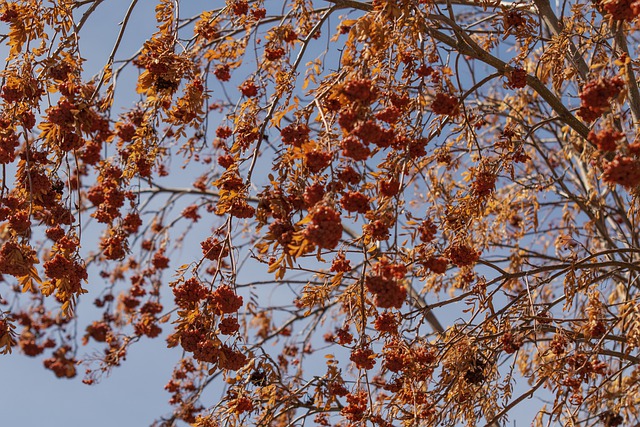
left=29, top=266, right=42, bottom=284
left=20, top=275, right=33, bottom=293
left=61, top=301, right=72, bottom=316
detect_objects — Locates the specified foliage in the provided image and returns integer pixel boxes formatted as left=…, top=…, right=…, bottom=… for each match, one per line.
left=1, top=0, right=640, bottom=426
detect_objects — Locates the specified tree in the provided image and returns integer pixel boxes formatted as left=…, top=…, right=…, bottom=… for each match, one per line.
left=0, top=0, right=639, bottom=425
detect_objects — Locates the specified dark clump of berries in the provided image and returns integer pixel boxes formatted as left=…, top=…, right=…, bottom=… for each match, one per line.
left=600, top=410, right=623, bottom=427
left=464, top=359, right=486, bottom=385
left=431, top=92, right=459, bottom=116
left=577, top=77, right=625, bottom=123
left=506, top=68, right=527, bottom=89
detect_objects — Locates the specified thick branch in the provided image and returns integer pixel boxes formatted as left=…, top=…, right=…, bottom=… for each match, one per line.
left=614, top=29, right=640, bottom=124
left=326, top=0, right=590, bottom=139
left=423, top=13, right=590, bottom=139
left=533, top=0, right=589, bottom=80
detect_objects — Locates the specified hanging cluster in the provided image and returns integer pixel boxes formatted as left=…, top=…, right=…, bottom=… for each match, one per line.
left=168, top=279, right=246, bottom=372
left=577, top=77, right=625, bottom=122
left=597, top=0, right=640, bottom=21
left=365, top=258, right=408, bottom=309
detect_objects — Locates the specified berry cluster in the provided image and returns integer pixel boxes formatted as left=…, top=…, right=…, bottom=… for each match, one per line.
left=431, top=92, right=460, bottom=116
left=379, top=178, right=400, bottom=197
left=268, top=218, right=295, bottom=248
left=201, top=237, right=229, bottom=261
left=135, top=39, right=186, bottom=93
left=0, top=126, right=19, bottom=164
left=303, top=205, right=343, bottom=249
left=239, top=80, right=258, bottom=97
left=341, top=391, right=368, bottom=421
left=445, top=242, right=480, bottom=267
left=303, top=182, right=325, bottom=207
left=363, top=219, right=391, bottom=241
left=210, top=284, right=243, bottom=314
left=8, top=210, right=30, bottom=235
left=214, top=64, right=231, bottom=82
left=373, top=311, right=399, bottom=334
left=471, top=169, right=497, bottom=197
left=337, top=166, right=361, bottom=186
left=584, top=319, right=606, bottom=339
left=382, top=341, right=437, bottom=384
left=218, top=316, right=240, bottom=335
left=100, top=232, right=128, bottom=260
left=216, top=126, right=233, bottom=139
left=152, top=250, right=170, bottom=270
left=231, top=0, right=248, bottom=16
left=280, top=123, right=310, bottom=147
left=503, top=10, right=526, bottom=32
left=47, top=99, right=76, bottom=128
left=365, top=259, right=407, bottom=309
left=167, top=313, right=247, bottom=370
left=181, top=205, right=201, bottom=222
left=229, top=395, right=253, bottom=414
left=382, top=342, right=407, bottom=372
left=602, top=155, right=640, bottom=188
left=600, top=0, right=638, bottom=21
left=118, top=212, right=141, bottom=235
left=330, top=252, right=352, bottom=273
left=340, top=191, right=370, bottom=214
left=340, top=135, right=371, bottom=161
left=173, top=278, right=209, bottom=309
left=342, top=79, right=378, bottom=105
left=84, top=321, right=111, bottom=343
left=217, top=344, right=248, bottom=370
left=506, top=68, right=527, bottom=89
left=217, top=154, right=234, bottom=169
left=421, top=255, right=448, bottom=274
left=353, top=120, right=394, bottom=148
left=375, top=105, right=402, bottom=124
left=304, top=149, right=332, bottom=173
left=550, top=333, right=567, bottom=355
left=134, top=313, right=162, bottom=338
left=577, top=77, right=625, bottom=122
left=333, top=326, right=354, bottom=345
left=566, top=353, right=608, bottom=382
left=228, top=198, right=255, bottom=218
left=418, top=219, right=437, bottom=242
left=500, top=331, right=523, bottom=354
left=87, top=163, right=125, bottom=224
left=0, top=241, right=37, bottom=277
left=350, top=347, right=376, bottom=370
left=18, top=331, right=47, bottom=356
left=588, top=127, right=624, bottom=151
left=43, top=346, right=77, bottom=378
left=194, top=15, right=219, bottom=41
left=265, top=46, right=285, bottom=61
left=43, top=253, right=87, bottom=295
